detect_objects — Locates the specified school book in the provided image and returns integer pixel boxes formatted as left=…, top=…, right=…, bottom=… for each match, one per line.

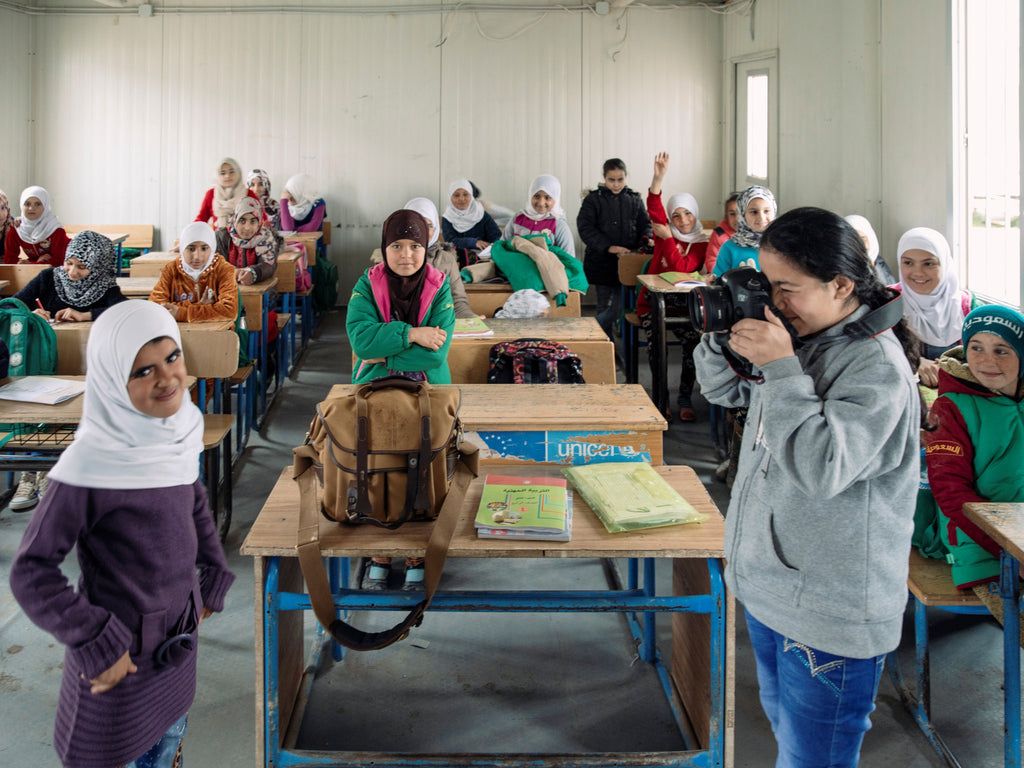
left=453, top=317, right=494, bottom=337
left=658, top=270, right=704, bottom=287
left=474, top=474, right=569, bottom=536
left=0, top=376, right=86, bottom=405
left=562, top=461, right=705, bottom=533
left=477, top=492, right=574, bottom=541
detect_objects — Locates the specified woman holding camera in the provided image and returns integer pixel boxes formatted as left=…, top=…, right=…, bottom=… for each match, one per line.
left=694, top=207, right=922, bottom=767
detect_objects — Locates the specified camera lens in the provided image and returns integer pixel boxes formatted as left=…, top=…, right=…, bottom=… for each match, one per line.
left=687, top=285, right=734, bottom=333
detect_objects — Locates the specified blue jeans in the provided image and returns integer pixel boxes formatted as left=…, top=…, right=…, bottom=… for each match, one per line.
left=127, top=714, right=188, bottom=768
left=594, top=284, right=621, bottom=341
left=745, top=611, right=885, bottom=768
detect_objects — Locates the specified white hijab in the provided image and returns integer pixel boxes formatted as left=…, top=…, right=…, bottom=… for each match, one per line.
left=442, top=178, right=485, bottom=232
left=178, top=221, right=217, bottom=282
left=212, top=158, right=247, bottom=229
left=897, top=227, right=964, bottom=348
left=404, top=197, right=441, bottom=247
left=48, top=300, right=204, bottom=490
left=523, top=174, right=566, bottom=221
left=665, top=192, right=708, bottom=244
left=844, top=214, right=880, bottom=261
left=285, top=173, right=317, bottom=221
left=16, top=186, right=61, bottom=245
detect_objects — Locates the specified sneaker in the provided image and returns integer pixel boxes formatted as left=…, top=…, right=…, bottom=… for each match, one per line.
left=361, top=560, right=390, bottom=591
left=678, top=406, right=696, bottom=422
left=36, top=471, right=49, bottom=500
left=10, top=472, right=39, bottom=512
left=402, top=564, right=425, bottom=592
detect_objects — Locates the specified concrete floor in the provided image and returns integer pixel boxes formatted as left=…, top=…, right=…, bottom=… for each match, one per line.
left=0, top=307, right=1010, bottom=767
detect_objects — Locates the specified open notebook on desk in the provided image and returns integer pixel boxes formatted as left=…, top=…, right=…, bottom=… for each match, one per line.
left=0, top=377, right=86, bottom=405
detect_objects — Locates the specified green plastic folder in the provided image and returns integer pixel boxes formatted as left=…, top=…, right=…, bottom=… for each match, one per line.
left=562, top=462, right=705, bottom=533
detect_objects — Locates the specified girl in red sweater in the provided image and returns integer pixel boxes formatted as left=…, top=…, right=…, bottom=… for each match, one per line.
left=4, top=186, right=69, bottom=266
left=194, top=158, right=258, bottom=230
left=638, top=152, right=708, bottom=421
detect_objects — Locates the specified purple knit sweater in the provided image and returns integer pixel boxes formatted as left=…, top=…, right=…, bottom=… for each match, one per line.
left=10, top=479, right=235, bottom=768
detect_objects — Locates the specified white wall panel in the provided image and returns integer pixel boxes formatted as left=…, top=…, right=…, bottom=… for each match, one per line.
left=0, top=8, right=33, bottom=202
left=16, top=4, right=729, bottom=301
left=580, top=7, right=724, bottom=216
left=721, top=0, right=948, bottom=267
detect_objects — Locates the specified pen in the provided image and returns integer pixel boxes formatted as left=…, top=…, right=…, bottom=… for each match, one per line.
left=35, top=299, right=45, bottom=312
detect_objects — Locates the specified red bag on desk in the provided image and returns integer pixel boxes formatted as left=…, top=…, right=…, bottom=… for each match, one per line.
left=292, top=377, right=479, bottom=650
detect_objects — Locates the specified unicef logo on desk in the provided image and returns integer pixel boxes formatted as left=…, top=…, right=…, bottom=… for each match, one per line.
left=472, top=430, right=650, bottom=465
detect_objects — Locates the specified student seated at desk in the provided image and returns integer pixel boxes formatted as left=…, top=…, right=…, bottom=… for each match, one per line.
left=924, top=306, right=1024, bottom=633
left=501, top=174, right=576, bottom=258
left=9, top=299, right=234, bottom=768
left=710, top=184, right=777, bottom=279
left=15, top=230, right=128, bottom=322
left=150, top=223, right=238, bottom=323
left=279, top=173, right=325, bottom=233
left=401, top=196, right=476, bottom=319
left=349, top=209, right=455, bottom=592
left=845, top=214, right=896, bottom=286
left=441, top=177, right=502, bottom=258
left=246, top=168, right=281, bottom=231
left=195, top=158, right=258, bottom=231
left=704, top=192, right=739, bottom=276
left=0, top=189, right=12, bottom=261
left=639, top=152, right=708, bottom=422
left=217, top=197, right=282, bottom=287
left=4, top=186, right=70, bottom=266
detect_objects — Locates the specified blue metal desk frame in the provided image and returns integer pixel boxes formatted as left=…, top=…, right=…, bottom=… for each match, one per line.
left=963, top=502, right=1024, bottom=768
left=258, top=555, right=726, bottom=768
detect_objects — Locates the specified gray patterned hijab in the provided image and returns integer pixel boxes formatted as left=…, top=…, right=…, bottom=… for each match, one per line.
left=54, top=231, right=118, bottom=307
left=731, top=185, right=776, bottom=249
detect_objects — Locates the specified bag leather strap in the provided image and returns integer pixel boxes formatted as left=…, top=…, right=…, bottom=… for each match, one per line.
left=294, top=446, right=477, bottom=651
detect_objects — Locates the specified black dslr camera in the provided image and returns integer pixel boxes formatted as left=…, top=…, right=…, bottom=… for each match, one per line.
left=686, top=267, right=776, bottom=334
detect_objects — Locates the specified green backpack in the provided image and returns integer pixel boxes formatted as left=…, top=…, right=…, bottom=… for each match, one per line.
left=311, top=258, right=339, bottom=313
left=0, top=298, right=58, bottom=376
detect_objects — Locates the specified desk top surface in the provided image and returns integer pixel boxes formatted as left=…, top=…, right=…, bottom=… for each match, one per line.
left=53, top=318, right=233, bottom=334
left=637, top=274, right=700, bottom=293
left=240, top=277, right=278, bottom=296
left=0, top=375, right=197, bottom=423
left=116, top=276, right=157, bottom=296
left=964, top=502, right=1024, bottom=563
left=464, top=281, right=514, bottom=293
left=241, top=464, right=723, bottom=559
left=131, top=251, right=175, bottom=263
left=457, top=316, right=606, bottom=343
left=326, top=383, right=665, bottom=431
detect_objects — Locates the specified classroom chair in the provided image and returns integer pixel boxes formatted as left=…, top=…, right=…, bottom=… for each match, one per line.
left=885, top=549, right=988, bottom=768
left=618, top=252, right=650, bottom=384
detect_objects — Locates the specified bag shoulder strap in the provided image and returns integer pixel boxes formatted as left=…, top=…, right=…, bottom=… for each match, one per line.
left=294, top=446, right=477, bottom=651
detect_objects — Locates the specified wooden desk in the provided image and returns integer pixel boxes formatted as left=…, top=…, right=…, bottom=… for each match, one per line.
left=637, top=274, right=698, bottom=416
left=0, top=280, right=8, bottom=293
left=53, top=320, right=238, bottom=378
left=241, top=463, right=732, bottom=768
left=963, top=501, right=1024, bottom=768
left=240, top=277, right=277, bottom=333
left=464, top=281, right=581, bottom=318
left=0, top=263, right=49, bottom=296
left=116, top=276, right=157, bottom=299
left=329, top=383, right=666, bottom=466
left=448, top=316, right=614, bottom=384
left=129, top=251, right=175, bottom=277
left=279, top=231, right=319, bottom=265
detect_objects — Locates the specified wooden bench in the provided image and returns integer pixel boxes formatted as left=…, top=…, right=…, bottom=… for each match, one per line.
left=64, top=224, right=154, bottom=251
left=0, top=263, right=49, bottom=296
left=885, top=549, right=986, bottom=767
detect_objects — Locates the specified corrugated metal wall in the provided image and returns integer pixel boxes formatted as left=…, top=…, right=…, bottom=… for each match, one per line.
left=0, top=8, right=32, bottom=199
left=11, top=4, right=724, bottom=300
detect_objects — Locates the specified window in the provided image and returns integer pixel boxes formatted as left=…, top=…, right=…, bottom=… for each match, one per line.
left=955, top=0, right=1021, bottom=306
left=734, top=54, right=777, bottom=192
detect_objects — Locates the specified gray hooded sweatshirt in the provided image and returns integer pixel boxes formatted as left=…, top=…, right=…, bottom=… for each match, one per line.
left=694, top=304, right=919, bottom=658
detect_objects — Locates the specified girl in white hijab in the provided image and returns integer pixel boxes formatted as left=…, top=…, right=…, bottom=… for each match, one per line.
left=280, top=173, right=326, bottom=233
left=195, top=158, right=255, bottom=230
left=7, top=186, right=70, bottom=266
left=441, top=177, right=502, bottom=253
left=150, top=222, right=239, bottom=324
left=11, top=299, right=234, bottom=768
left=500, top=173, right=576, bottom=257
left=897, top=226, right=977, bottom=387
left=844, top=214, right=895, bottom=284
